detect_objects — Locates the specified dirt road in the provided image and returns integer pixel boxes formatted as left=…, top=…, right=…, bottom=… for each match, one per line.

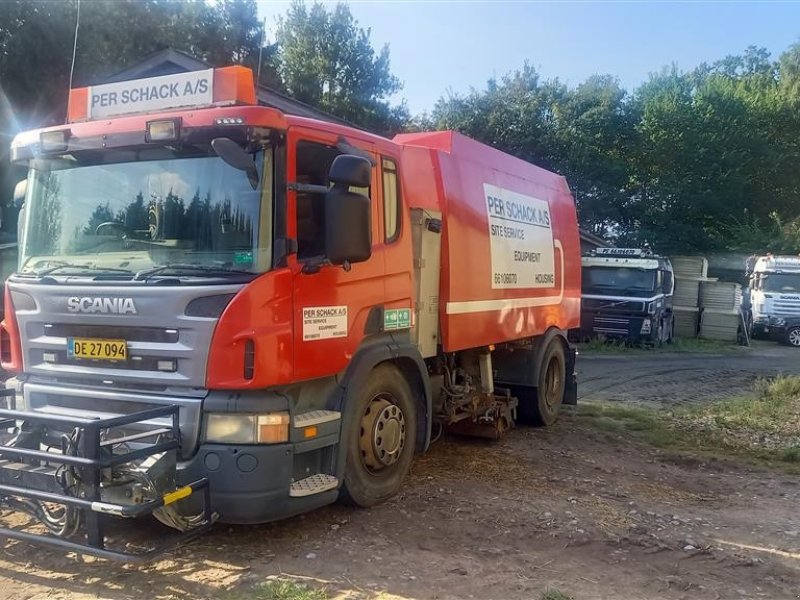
left=580, top=343, right=800, bottom=406
left=2, top=346, right=800, bottom=600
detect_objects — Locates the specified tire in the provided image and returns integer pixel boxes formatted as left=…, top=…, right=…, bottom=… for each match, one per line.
left=339, top=364, right=417, bottom=508
left=665, top=315, right=675, bottom=344
left=518, top=339, right=566, bottom=426
left=785, top=326, right=800, bottom=348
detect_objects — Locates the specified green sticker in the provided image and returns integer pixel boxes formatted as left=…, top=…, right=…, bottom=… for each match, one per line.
left=234, top=251, right=253, bottom=265
left=384, top=308, right=412, bottom=330
left=397, top=309, right=411, bottom=328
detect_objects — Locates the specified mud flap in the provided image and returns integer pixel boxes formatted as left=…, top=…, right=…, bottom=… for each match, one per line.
left=564, top=344, right=578, bottom=406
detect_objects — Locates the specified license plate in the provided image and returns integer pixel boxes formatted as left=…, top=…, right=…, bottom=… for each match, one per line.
left=67, top=337, right=127, bottom=361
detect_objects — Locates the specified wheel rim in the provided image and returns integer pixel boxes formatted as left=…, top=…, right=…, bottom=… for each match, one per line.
left=543, top=357, right=563, bottom=409
left=789, top=329, right=800, bottom=346
left=359, top=395, right=406, bottom=472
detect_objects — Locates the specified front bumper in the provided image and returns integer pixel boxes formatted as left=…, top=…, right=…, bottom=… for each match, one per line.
left=579, top=311, right=659, bottom=342
left=178, top=442, right=338, bottom=524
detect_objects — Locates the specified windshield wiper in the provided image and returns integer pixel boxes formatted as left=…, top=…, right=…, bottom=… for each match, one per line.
left=33, top=264, right=135, bottom=277
left=134, top=263, right=255, bottom=281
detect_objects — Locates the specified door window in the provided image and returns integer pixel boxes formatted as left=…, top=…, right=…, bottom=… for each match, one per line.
left=295, top=140, right=372, bottom=259
left=382, top=157, right=400, bottom=243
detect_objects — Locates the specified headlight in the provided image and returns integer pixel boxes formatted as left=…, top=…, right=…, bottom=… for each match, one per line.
left=204, top=412, right=289, bottom=444
left=772, top=317, right=786, bottom=327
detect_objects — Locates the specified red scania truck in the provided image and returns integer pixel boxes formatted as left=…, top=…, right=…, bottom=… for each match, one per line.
left=0, top=66, right=580, bottom=558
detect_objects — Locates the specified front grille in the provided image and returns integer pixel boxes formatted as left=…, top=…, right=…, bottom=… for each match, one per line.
left=43, top=323, right=179, bottom=343
left=593, top=316, right=631, bottom=337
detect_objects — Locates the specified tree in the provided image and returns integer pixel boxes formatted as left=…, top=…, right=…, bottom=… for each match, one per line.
left=275, top=1, right=408, bottom=133
left=431, top=64, right=635, bottom=240
left=0, top=0, right=278, bottom=233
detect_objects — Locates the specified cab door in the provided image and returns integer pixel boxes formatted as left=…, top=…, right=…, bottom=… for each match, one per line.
left=286, top=126, right=385, bottom=382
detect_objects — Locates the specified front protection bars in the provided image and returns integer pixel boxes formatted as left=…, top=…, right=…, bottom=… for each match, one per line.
left=0, top=390, right=213, bottom=561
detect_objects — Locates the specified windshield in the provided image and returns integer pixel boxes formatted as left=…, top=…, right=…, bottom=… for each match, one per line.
left=582, top=266, right=656, bottom=296
left=761, top=273, right=800, bottom=293
left=19, top=147, right=271, bottom=276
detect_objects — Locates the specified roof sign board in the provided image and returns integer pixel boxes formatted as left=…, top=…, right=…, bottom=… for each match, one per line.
left=594, top=247, right=645, bottom=257
left=582, top=256, right=660, bottom=270
left=757, top=255, right=800, bottom=272
left=86, top=69, right=214, bottom=120
left=67, top=66, right=256, bottom=123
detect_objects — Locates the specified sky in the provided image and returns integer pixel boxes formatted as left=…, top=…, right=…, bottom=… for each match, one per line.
left=257, top=1, right=800, bottom=114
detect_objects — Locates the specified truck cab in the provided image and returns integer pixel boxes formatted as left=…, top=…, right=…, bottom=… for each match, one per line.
left=748, top=254, right=800, bottom=336
left=580, top=248, right=674, bottom=343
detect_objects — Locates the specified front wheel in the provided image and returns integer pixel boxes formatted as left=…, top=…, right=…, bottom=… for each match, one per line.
left=340, top=364, right=417, bottom=507
left=785, top=326, right=800, bottom=348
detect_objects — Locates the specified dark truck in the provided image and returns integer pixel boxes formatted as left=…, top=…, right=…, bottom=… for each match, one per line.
left=580, top=248, right=675, bottom=344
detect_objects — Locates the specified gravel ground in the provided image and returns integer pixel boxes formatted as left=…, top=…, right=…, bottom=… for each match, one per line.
left=579, top=342, right=800, bottom=406
left=1, top=343, right=800, bottom=599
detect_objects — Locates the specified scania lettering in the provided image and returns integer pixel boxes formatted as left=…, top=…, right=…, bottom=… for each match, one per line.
left=66, top=297, right=137, bottom=314
left=747, top=254, right=800, bottom=336
left=1, top=66, right=580, bottom=559
left=580, top=248, right=675, bottom=343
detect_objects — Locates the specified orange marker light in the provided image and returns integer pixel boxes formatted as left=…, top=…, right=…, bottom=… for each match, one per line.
left=303, top=426, right=318, bottom=439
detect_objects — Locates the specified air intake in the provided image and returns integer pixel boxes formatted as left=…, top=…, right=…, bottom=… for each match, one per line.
left=243, top=340, right=255, bottom=380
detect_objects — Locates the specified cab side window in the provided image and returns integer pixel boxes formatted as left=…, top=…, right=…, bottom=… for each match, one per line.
left=382, top=157, right=400, bottom=242
left=662, top=270, right=673, bottom=294
left=295, top=140, right=373, bottom=260
left=295, top=141, right=340, bottom=260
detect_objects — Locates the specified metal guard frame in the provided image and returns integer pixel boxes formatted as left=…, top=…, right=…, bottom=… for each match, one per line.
left=0, top=390, right=213, bottom=561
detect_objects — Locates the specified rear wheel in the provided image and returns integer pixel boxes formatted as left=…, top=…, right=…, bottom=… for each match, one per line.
left=518, top=339, right=566, bottom=426
left=340, top=364, right=417, bottom=507
left=786, top=326, right=800, bottom=348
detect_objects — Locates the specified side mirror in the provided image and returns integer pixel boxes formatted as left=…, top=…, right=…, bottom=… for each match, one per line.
left=211, top=138, right=259, bottom=189
left=13, top=179, right=26, bottom=246
left=329, top=154, right=371, bottom=189
left=325, top=155, right=372, bottom=265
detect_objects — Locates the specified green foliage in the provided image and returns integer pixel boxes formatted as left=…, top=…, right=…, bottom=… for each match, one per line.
left=433, top=43, right=800, bottom=254
left=541, top=589, right=573, bottom=600
left=227, top=580, right=328, bottom=600
left=578, top=375, right=800, bottom=470
left=275, top=1, right=408, bottom=134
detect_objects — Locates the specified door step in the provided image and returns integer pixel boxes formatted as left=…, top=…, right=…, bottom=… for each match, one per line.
left=293, top=410, right=340, bottom=428
left=289, top=474, right=338, bottom=497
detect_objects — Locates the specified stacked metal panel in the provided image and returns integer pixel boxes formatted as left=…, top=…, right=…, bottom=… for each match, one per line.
left=698, top=281, right=742, bottom=342
left=671, top=256, right=709, bottom=279
left=673, top=278, right=702, bottom=308
left=700, top=281, right=743, bottom=312
left=671, top=256, right=709, bottom=338
left=674, top=306, right=700, bottom=338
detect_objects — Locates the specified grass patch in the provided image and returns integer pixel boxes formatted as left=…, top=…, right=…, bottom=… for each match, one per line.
left=227, top=580, right=328, bottom=600
left=578, top=376, right=800, bottom=470
left=541, top=589, right=573, bottom=600
left=579, top=336, right=740, bottom=355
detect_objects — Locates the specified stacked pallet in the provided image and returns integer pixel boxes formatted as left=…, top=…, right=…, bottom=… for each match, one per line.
left=671, top=256, right=709, bottom=338
left=699, top=281, right=742, bottom=342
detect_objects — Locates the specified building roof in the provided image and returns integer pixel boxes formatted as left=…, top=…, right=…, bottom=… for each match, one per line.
left=104, top=48, right=356, bottom=127
left=579, top=229, right=609, bottom=248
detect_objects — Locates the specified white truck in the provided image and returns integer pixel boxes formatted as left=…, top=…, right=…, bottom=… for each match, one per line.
left=747, top=255, right=800, bottom=337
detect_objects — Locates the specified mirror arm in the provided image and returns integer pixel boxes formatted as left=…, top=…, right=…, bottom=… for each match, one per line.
left=288, top=182, right=329, bottom=195
left=300, top=257, right=352, bottom=275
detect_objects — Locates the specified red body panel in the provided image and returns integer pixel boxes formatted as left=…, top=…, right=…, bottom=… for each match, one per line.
left=395, top=132, right=581, bottom=352
left=15, top=103, right=578, bottom=388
